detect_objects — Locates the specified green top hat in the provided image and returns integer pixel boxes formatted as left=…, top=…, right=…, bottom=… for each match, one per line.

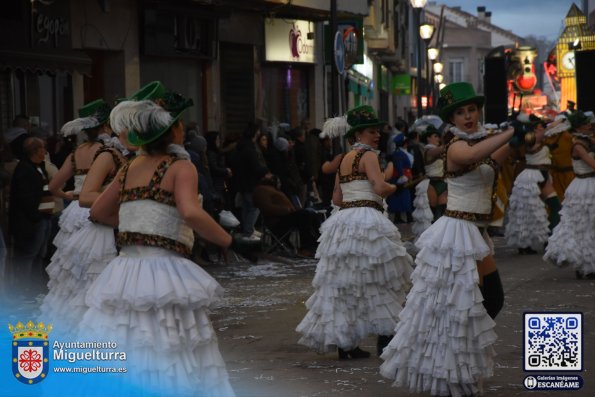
left=77, top=99, right=111, bottom=129
left=345, top=105, right=386, bottom=138
left=116, top=81, right=168, bottom=104
left=128, top=81, right=168, bottom=102
left=127, top=91, right=194, bottom=147
left=438, top=82, right=485, bottom=121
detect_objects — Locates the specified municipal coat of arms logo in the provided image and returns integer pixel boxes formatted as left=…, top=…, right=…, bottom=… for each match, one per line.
left=8, top=320, right=52, bottom=385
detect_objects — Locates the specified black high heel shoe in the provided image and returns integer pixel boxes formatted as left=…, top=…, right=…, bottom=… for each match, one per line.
left=338, top=347, right=371, bottom=359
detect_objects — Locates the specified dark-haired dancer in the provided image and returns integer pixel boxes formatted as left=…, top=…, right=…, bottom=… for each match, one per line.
left=297, top=105, right=413, bottom=360
left=381, top=82, right=522, bottom=396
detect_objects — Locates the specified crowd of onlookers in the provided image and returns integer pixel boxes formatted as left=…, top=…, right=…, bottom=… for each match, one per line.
left=0, top=113, right=425, bottom=284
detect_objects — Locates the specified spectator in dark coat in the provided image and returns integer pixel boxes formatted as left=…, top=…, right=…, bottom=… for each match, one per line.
left=290, top=128, right=309, bottom=205
left=386, top=134, right=413, bottom=223
left=205, top=131, right=232, bottom=211
left=9, top=137, right=53, bottom=286
left=230, top=122, right=272, bottom=238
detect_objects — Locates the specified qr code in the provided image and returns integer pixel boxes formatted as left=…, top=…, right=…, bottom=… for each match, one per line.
left=524, top=313, right=582, bottom=371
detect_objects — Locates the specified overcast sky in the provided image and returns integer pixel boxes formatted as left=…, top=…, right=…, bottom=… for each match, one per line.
left=436, top=0, right=586, bottom=41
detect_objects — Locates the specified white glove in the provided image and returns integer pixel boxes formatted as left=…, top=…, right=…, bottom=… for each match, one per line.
left=396, top=175, right=408, bottom=185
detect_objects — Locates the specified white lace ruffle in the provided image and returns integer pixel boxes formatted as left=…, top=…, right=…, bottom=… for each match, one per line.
left=412, top=179, right=433, bottom=237
left=79, top=246, right=235, bottom=397
left=544, top=177, right=595, bottom=275
left=504, top=169, right=550, bottom=249
left=53, top=201, right=90, bottom=248
left=380, top=216, right=497, bottom=397
left=296, top=207, right=414, bottom=352
left=41, top=222, right=118, bottom=334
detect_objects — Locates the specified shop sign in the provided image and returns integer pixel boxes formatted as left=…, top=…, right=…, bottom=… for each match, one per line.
left=392, top=74, right=411, bottom=95
left=265, top=18, right=315, bottom=63
left=31, top=0, right=71, bottom=49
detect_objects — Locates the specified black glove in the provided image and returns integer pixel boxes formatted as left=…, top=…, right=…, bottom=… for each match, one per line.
left=229, top=235, right=261, bottom=263
left=508, top=120, right=531, bottom=148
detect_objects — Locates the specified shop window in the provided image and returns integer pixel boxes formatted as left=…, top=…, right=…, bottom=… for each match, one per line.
left=262, top=65, right=309, bottom=129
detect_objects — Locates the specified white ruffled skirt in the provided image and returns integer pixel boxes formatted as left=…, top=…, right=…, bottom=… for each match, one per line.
left=412, top=179, right=433, bottom=238
left=41, top=222, right=117, bottom=333
left=544, top=176, right=595, bottom=276
left=52, top=200, right=90, bottom=249
left=296, top=206, right=414, bottom=353
left=504, top=168, right=550, bottom=249
left=78, top=246, right=235, bottom=397
left=380, top=216, right=497, bottom=397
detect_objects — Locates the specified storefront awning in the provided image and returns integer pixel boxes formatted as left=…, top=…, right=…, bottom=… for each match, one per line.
left=0, top=49, right=92, bottom=76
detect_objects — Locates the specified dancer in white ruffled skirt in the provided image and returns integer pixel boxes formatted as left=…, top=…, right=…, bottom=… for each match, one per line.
left=412, top=124, right=446, bottom=238
left=380, top=82, right=521, bottom=396
left=296, top=105, right=413, bottom=359
left=48, top=100, right=111, bottom=250
left=505, top=116, right=559, bottom=254
left=545, top=111, right=595, bottom=279
left=41, top=123, right=135, bottom=332
left=80, top=98, right=236, bottom=396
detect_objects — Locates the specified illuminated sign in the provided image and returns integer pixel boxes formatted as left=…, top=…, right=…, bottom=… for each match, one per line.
left=265, top=18, right=315, bottom=63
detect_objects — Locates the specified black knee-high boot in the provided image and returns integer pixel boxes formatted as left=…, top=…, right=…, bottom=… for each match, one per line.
left=544, top=195, right=561, bottom=232
left=376, top=335, right=393, bottom=356
left=479, top=271, right=504, bottom=319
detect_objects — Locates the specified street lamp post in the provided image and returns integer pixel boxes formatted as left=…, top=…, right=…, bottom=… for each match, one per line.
left=433, top=61, right=444, bottom=112
left=419, top=22, right=435, bottom=115
left=427, top=46, right=439, bottom=113
left=410, top=0, right=428, bottom=116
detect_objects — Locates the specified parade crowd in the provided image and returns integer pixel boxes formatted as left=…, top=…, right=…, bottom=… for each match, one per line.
left=0, top=80, right=594, bottom=396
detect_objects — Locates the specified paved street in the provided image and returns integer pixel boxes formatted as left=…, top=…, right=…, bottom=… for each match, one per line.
left=208, top=226, right=595, bottom=397
left=1, top=225, right=593, bottom=397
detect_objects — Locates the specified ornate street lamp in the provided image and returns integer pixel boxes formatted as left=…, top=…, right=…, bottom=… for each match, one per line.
left=433, top=61, right=444, bottom=74
left=434, top=74, right=444, bottom=84
left=427, top=47, right=439, bottom=61
left=419, top=23, right=435, bottom=114
left=410, top=0, right=428, bottom=115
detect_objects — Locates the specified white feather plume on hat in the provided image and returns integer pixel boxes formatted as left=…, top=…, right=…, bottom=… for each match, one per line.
left=545, top=119, right=571, bottom=137
left=319, top=115, right=349, bottom=139
left=110, top=100, right=141, bottom=135
left=60, top=117, right=98, bottom=137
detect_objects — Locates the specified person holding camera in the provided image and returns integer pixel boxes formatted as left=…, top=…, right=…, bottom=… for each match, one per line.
left=504, top=114, right=560, bottom=255
left=380, top=82, right=524, bottom=396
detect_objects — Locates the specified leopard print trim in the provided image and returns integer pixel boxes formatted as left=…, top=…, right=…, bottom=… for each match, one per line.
left=339, top=200, right=384, bottom=213
left=442, top=136, right=499, bottom=222
left=71, top=149, right=91, bottom=176
left=444, top=209, right=492, bottom=222
left=117, top=231, right=191, bottom=257
left=119, top=156, right=178, bottom=206
left=442, top=137, right=500, bottom=178
left=93, top=147, right=125, bottom=186
left=338, top=149, right=370, bottom=183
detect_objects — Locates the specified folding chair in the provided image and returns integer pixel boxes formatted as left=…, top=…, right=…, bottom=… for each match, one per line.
left=259, top=217, right=301, bottom=257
